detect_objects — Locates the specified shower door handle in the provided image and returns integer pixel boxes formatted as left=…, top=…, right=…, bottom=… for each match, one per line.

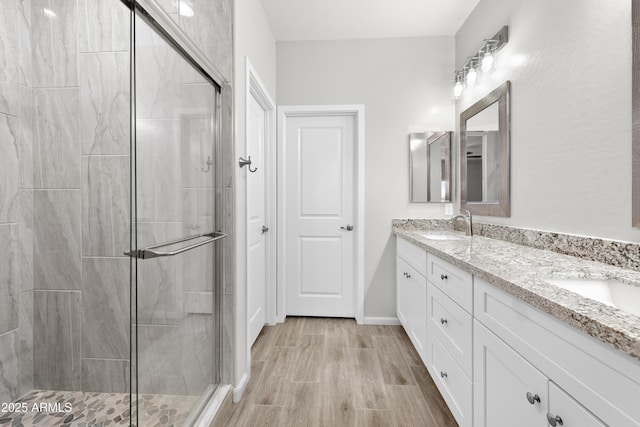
left=124, top=231, right=227, bottom=260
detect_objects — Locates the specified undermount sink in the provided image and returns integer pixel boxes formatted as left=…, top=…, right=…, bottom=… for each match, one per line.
left=421, top=234, right=467, bottom=241
left=545, top=278, right=640, bottom=317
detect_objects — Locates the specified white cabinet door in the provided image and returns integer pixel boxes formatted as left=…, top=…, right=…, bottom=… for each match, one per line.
left=474, top=320, right=548, bottom=427
left=548, top=382, right=607, bottom=427
left=396, top=256, right=411, bottom=330
left=410, top=271, right=427, bottom=362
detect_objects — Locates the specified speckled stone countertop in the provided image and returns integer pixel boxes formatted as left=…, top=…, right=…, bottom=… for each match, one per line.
left=392, top=221, right=640, bottom=362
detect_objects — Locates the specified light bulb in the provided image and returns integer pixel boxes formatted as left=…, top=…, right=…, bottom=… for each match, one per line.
left=453, top=81, right=463, bottom=98
left=179, top=1, right=195, bottom=17
left=482, top=51, right=494, bottom=72
left=466, top=67, right=478, bottom=85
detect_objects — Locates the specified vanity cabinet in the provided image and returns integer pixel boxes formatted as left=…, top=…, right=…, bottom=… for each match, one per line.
left=474, top=320, right=606, bottom=427
left=425, top=253, right=474, bottom=427
left=474, top=277, right=640, bottom=427
left=394, top=235, right=640, bottom=427
left=396, top=238, right=428, bottom=363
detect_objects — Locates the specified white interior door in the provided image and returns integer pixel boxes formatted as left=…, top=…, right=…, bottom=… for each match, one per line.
left=247, top=94, right=267, bottom=346
left=285, top=114, right=356, bottom=317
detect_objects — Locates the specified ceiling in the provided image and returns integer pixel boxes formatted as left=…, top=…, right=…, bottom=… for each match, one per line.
left=260, top=0, right=481, bottom=41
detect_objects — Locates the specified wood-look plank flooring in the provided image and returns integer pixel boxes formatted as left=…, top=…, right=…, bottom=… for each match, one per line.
left=220, top=317, right=457, bottom=426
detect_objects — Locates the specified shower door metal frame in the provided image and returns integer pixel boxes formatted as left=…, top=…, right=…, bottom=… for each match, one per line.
left=121, top=0, right=230, bottom=424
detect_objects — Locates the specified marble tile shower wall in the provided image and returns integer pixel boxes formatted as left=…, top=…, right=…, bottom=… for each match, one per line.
left=0, top=0, right=234, bottom=404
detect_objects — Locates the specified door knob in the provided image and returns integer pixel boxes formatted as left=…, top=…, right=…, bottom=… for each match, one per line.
left=261, top=226, right=269, bottom=234
left=340, top=224, right=354, bottom=231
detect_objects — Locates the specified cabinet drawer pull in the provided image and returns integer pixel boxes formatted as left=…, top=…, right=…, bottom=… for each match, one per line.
left=406, top=273, right=411, bottom=278
left=440, top=318, right=448, bottom=325
left=546, top=413, right=564, bottom=426
left=403, top=272, right=407, bottom=277
left=526, top=392, right=540, bottom=405
left=440, top=371, right=448, bottom=378
left=440, top=274, right=448, bottom=280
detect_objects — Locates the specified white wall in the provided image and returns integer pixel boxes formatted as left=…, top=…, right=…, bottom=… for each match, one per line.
left=455, top=0, right=639, bottom=242
left=233, top=0, right=276, bottom=395
left=277, top=37, right=455, bottom=318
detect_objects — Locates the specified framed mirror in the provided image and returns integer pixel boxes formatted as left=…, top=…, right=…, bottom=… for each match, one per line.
left=409, top=131, right=452, bottom=203
left=460, top=80, right=511, bottom=216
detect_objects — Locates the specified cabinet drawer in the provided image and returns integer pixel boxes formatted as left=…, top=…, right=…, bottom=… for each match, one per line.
left=426, top=329, right=473, bottom=427
left=397, top=237, right=427, bottom=276
left=427, top=253, right=473, bottom=313
left=428, top=282, right=473, bottom=378
left=549, top=382, right=606, bottom=427
left=474, top=278, right=640, bottom=427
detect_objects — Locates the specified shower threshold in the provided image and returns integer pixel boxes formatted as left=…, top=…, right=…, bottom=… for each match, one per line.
left=0, top=389, right=198, bottom=426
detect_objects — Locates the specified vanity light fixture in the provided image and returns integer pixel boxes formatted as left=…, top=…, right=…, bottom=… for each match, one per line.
left=466, top=63, right=478, bottom=85
left=453, top=26, right=508, bottom=97
left=453, top=72, right=464, bottom=98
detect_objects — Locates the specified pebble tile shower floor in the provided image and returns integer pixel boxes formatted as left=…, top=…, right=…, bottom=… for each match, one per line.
left=0, top=390, right=198, bottom=426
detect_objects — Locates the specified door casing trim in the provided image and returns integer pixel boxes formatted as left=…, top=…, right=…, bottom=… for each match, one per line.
left=243, top=58, right=277, bottom=401
left=277, top=105, right=365, bottom=325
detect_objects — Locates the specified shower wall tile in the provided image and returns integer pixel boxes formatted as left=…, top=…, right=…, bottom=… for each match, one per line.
left=19, top=85, right=33, bottom=189
left=31, top=0, right=77, bottom=87
left=157, top=0, right=177, bottom=14
left=220, top=84, right=233, bottom=189
left=19, top=190, right=33, bottom=292
left=33, top=88, right=80, bottom=189
left=78, top=0, right=129, bottom=53
left=222, top=187, right=233, bottom=295
left=182, top=188, right=213, bottom=235
left=181, top=190, right=214, bottom=292
left=136, top=222, right=183, bottom=325
left=82, top=257, right=129, bottom=359
left=34, top=190, right=81, bottom=290
left=0, top=330, right=20, bottom=403
left=18, top=0, right=32, bottom=86
left=0, top=224, right=19, bottom=335
left=82, top=156, right=129, bottom=256
left=221, top=292, right=232, bottom=384
left=135, top=14, right=182, bottom=120
left=33, top=290, right=81, bottom=391
left=184, top=292, right=213, bottom=314
left=135, top=324, right=187, bottom=395
left=18, top=290, right=33, bottom=394
left=0, top=3, right=19, bottom=116
left=80, top=52, right=130, bottom=155
left=81, top=359, right=129, bottom=393
left=0, top=113, right=20, bottom=223
left=178, top=0, right=232, bottom=81
left=0, top=0, right=17, bottom=9
left=180, top=115, right=214, bottom=189
left=180, top=314, right=213, bottom=394
left=136, top=119, right=180, bottom=222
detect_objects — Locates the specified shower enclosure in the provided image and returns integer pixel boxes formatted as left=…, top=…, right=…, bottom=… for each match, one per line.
left=0, top=0, right=230, bottom=425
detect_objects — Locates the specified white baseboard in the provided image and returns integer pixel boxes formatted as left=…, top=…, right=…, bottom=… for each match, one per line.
left=364, top=316, right=401, bottom=325
left=233, top=372, right=249, bottom=403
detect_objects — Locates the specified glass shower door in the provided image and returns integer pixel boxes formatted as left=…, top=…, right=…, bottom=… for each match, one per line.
left=130, top=11, right=221, bottom=426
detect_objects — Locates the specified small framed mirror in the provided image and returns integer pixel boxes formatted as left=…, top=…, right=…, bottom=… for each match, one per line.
left=409, top=131, right=452, bottom=203
left=460, top=81, right=511, bottom=216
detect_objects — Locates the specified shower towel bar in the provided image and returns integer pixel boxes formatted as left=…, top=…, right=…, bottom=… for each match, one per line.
left=124, top=231, right=227, bottom=259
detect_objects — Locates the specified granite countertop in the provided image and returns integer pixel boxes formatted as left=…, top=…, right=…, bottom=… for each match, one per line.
left=392, top=224, right=640, bottom=362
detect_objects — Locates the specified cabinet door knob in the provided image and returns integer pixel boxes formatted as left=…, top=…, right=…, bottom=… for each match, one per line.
left=440, top=274, right=448, bottom=280
left=526, top=392, right=541, bottom=405
left=406, top=273, right=411, bottom=278
left=440, top=318, right=448, bottom=325
left=403, top=272, right=407, bottom=277
left=546, top=413, right=564, bottom=426
left=440, top=371, right=448, bottom=378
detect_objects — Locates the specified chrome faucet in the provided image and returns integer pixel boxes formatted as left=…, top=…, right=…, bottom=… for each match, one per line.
left=452, top=209, right=473, bottom=236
